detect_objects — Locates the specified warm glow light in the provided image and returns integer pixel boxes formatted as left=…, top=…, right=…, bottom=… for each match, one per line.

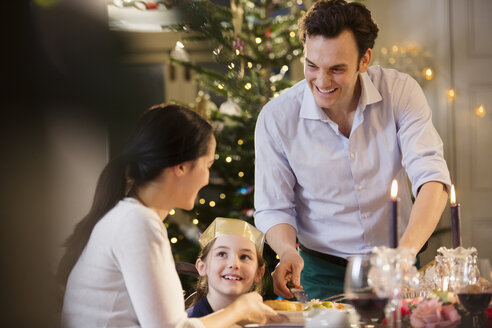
left=475, top=104, right=486, bottom=118
left=228, top=62, right=235, bottom=69
left=442, top=277, right=449, bottom=292
left=450, top=184, right=456, bottom=205
left=209, top=201, right=216, bottom=207
left=217, top=83, right=224, bottom=89
left=225, top=156, right=232, bottom=163
left=237, top=139, right=244, bottom=145
left=219, top=193, right=226, bottom=199
left=281, top=65, right=289, bottom=73
left=446, top=89, right=456, bottom=100
left=169, top=209, right=175, bottom=215
left=199, top=198, right=206, bottom=205
left=392, top=45, right=399, bottom=53
left=170, top=237, right=178, bottom=244
left=289, top=31, right=296, bottom=38
left=238, top=171, right=244, bottom=177
left=244, top=82, right=252, bottom=90
left=235, top=49, right=240, bottom=56
left=247, top=62, right=253, bottom=69
left=255, top=37, right=262, bottom=44
left=424, top=68, right=433, bottom=80
left=390, top=179, right=398, bottom=199
left=176, top=41, right=184, bottom=49
left=381, top=47, right=388, bottom=55
left=192, top=219, right=199, bottom=225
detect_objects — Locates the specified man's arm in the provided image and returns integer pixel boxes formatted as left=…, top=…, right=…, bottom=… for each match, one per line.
left=266, top=224, right=304, bottom=299
left=399, top=181, right=448, bottom=255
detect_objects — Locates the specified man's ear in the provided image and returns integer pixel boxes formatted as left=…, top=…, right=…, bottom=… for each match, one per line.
left=196, top=258, right=207, bottom=277
left=358, top=48, right=372, bottom=73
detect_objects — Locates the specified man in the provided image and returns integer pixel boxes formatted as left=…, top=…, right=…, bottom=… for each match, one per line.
left=254, top=0, right=451, bottom=299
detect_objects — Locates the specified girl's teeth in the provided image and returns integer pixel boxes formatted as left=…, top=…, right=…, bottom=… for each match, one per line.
left=223, top=275, right=241, bottom=281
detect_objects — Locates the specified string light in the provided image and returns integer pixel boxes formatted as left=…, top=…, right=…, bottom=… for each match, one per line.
left=164, top=222, right=169, bottom=228
left=381, top=47, right=388, bottom=55
left=238, top=171, right=244, bottom=177
left=255, top=37, right=262, bottom=44
left=424, top=68, right=433, bottom=80
left=247, top=62, right=253, bottom=69
left=289, top=31, right=296, bottom=38
left=199, top=198, right=206, bottom=204
left=169, top=209, right=175, bottom=215
left=192, top=219, right=199, bottom=225
left=228, top=62, right=235, bottom=69
left=244, top=82, right=252, bottom=90
left=225, top=156, right=232, bottom=163
left=392, top=45, right=399, bottom=52
left=219, top=193, right=226, bottom=199
left=235, top=49, right=240, bottom=56
left=475, top=105, right=486, bottom=118
left=215, top=154, right=220, bottom=160
left=209, top=201, right=216, bottom=207
left=170, top=237, right=178, bottom=244
left=446, top=89, right=456, bottom=100
left=237, top=139, right=244, bottom=145
left=217, top=83, right=224, bottom=90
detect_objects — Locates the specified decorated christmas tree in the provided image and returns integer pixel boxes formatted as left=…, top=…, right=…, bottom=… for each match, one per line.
left=165, top=0, right=306, bottom=298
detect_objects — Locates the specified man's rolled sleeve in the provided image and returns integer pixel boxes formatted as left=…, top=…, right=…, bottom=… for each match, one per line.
left=254, top=106, right=298, bottom=234
left=395, top=76, right=452, bottom=197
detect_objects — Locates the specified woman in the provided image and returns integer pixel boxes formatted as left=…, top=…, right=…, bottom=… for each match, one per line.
left=58, top=104, right=280, bottom=327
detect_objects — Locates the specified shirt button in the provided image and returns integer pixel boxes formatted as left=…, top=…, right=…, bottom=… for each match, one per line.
left=357, top=185, right=363, bottom=190
left=350, top=153, right=355, bottom=159
left=363, top=213, right=369, bottom=219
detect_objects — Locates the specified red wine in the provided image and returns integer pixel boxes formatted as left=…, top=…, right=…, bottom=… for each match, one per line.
left=458, top=292, right=492, bottom=313
left=348, top=295, right=388, bottom=323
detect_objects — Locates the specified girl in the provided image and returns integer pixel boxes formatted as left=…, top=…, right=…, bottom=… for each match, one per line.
left=58, top=104, right=279, bottom=328
left=187, top=218, right=266, bottom=318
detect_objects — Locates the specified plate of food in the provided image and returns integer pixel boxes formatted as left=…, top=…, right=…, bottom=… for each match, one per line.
left=263, top=299, right=306, bottom=324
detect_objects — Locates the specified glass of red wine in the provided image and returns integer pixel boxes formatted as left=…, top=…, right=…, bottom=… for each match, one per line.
left=344, top=254, right=388, bottom=327
left=457, top=284, right=492, bottom=328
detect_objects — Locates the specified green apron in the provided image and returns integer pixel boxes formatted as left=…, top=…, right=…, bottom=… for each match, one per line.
left=298, top=248, right=346, bottom=300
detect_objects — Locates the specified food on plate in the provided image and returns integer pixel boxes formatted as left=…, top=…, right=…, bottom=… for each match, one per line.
left=304, top=299, right=346, bottom=310
left=263, top=299, right=305, bottom=311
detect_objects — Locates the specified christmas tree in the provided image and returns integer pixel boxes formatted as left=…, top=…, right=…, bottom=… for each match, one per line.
left=166, top=0, right=306, bottom=299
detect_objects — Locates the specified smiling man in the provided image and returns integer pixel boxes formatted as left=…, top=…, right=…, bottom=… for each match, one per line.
left=254, top=0, right=451, bottom=299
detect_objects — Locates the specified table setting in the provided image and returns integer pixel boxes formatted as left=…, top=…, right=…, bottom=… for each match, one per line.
left=248, top=183, right=491, bottom=328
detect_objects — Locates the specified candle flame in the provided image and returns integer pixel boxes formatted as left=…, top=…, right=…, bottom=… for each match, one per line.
left=390, top=179, right=398, bottom=199
left=450, top=184, right=456, bottom=205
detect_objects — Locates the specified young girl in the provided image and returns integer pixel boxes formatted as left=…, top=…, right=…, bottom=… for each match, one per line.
left=187, top=218, right=266, bottom=318
left=58, top=104, right=280, bottom=328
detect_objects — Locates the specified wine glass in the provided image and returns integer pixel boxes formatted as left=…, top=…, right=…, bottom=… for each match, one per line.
left=344, top=254, right=388, bottom=327
left=455, top=253, right=490, bottom=328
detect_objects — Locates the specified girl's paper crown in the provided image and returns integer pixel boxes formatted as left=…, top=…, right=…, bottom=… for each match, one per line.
left=198, top=217, right=265, bottom=255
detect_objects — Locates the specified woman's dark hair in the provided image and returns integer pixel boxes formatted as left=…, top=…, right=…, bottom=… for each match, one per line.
left=57, top=104, right=213, bottom=286
left=189, top=238, right=265, bottom=308
left=298, top=0, right=379, bottom=61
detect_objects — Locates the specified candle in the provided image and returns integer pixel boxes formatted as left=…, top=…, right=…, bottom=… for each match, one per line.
left=390, top=179, right=398, bottom=248
left=450, top=185, right=461, bottom=248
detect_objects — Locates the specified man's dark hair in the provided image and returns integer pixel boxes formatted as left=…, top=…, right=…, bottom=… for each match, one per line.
left=298, top=0, right=379, bottom=61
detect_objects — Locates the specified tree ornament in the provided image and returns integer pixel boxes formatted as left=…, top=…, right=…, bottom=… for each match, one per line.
left=194, top=90, right=217, bottom=118
left=219, top=97, right=242, bottom=116
left=170, top=41, right=190, bottom=62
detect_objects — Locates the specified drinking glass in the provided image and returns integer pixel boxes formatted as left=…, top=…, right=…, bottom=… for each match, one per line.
left=344, top=254, right=388, bottom=327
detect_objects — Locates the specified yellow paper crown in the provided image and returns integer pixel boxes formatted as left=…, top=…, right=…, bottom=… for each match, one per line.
left=199, top=217, right=265, bottom=255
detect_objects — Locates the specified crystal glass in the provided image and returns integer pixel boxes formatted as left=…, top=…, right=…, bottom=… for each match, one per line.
left=368, top=247, right=419, bottom=328
left=344, top=254, right=388, bottom=327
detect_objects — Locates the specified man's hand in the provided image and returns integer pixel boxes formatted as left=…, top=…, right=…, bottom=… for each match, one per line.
left=272, top=249, right=304, bottom=299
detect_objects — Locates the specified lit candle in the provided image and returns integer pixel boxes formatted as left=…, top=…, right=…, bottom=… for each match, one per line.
left=390, top=179, right=398, bottom=248
left=450, top=185, right=461, bottom=248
